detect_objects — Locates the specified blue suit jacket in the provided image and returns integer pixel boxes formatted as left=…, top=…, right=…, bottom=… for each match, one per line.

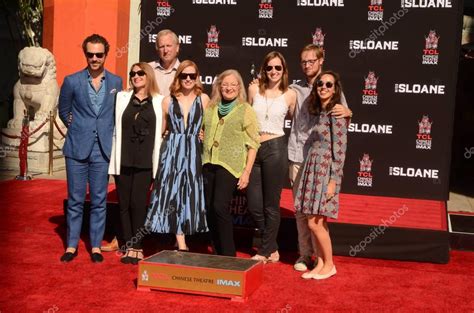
left=58, top=69, right=123, bottom=160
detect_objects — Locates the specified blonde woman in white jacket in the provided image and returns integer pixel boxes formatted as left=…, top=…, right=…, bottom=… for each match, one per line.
left=109, top=62, right=163, bottom=264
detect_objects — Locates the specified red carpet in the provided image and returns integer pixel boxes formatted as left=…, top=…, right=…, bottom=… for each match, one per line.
left=0, top=179, right=472, bottom=312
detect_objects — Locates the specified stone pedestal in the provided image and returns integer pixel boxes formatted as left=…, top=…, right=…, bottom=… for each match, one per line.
left=1, top=121, right=67, bottom=174
left=0, top=148, right=65, bottom=173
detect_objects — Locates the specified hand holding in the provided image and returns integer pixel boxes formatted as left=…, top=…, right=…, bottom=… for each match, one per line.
left=330, top=104, right=352, bottom=119
left=248, top=78, right=259, bottom=87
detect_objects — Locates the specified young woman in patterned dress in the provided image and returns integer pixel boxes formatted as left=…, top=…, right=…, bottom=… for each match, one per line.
left=294, top=71, right=348, bottom=280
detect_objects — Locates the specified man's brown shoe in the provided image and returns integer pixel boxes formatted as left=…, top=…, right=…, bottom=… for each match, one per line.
left=101, top=237, right=119, bottom=252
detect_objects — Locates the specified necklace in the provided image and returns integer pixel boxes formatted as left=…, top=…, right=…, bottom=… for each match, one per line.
left=218, top=99, right=237, bottom=116
left=264, top=94, right=278, bottom=120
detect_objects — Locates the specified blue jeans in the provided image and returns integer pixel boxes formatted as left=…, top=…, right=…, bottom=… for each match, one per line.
left=65, top=139, right=109, bottom=248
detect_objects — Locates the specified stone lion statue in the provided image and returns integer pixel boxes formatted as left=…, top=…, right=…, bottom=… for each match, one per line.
left=7, top=47, right=59, bottom=129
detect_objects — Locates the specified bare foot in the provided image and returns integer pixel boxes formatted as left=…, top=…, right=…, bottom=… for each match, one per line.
left=268, top=250, right=280, bottom=263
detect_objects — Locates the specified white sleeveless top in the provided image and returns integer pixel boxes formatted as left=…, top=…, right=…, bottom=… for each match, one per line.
left=252, top=92, right=289, bottom=136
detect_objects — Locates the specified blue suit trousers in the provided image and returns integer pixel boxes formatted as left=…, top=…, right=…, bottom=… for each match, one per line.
left=65, top=139, right=109, bottom=248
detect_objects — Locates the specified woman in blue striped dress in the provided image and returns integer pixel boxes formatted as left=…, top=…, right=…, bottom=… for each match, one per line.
left=145, top=60, right=209, bottom=251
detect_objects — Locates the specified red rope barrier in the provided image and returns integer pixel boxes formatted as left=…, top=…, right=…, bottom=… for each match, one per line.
left=18, top=121, right=28, bottom=177
left=0, top=117, right=50, bottom=140
left=1, top=117, right=51, bottom=180
left=28, top=118, right=50, bottom=137
left=53, top=119, right=66, bottom=138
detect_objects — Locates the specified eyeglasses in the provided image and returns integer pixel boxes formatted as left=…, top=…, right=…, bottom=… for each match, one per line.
left=221, top=83, right=239, bottom=89
left=300, top=59, right=318, bottom=66
left=316, top=80, right=334, bottom=89
left=129, top=70, right=146, bottom=77
left=265, top=65, right=283, bottom=72
left=86, top=52, right=105, bottom=59
left=178, top=72, right=198, bottom=80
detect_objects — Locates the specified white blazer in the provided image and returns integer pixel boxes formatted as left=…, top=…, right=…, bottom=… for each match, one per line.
left=108, top=90, right=164, bottom=178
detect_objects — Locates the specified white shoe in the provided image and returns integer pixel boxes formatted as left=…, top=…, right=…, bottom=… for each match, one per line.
left=294, top=256, right=312, bottom=272
left=314, top=266, right=337, bottom=280
left=301, top=271, right=317, bottom=279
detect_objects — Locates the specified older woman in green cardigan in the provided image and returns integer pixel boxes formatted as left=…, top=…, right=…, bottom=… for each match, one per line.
left=202, top=69, right=260, bottom=257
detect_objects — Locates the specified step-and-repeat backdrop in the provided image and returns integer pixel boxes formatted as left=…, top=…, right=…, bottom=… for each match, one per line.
left=140, top=1, right=462, bottom=207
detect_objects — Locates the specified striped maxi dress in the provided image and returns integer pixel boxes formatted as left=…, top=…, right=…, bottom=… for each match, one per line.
left=145, top=95, right=208, bottom=235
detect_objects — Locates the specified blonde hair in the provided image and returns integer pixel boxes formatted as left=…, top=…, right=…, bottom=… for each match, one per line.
left=169, top=60, right=203, bottom=97
left=300, top=44, right=325, bottom=60
left=209, top=69, right=247, bottom=107
left=129, top=62, right=159, bottom=96
left=155, top=29, right=179, bottom=50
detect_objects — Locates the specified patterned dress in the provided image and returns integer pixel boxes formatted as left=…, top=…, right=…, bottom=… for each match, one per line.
left=145, top=96, right=208, bottom=234
left=294, top=111, right=348, bottom=219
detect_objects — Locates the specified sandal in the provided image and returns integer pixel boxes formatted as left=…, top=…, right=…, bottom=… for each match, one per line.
left=120, top=249, right=135, bottom=264
left=131, top=249, right=144, bottom=265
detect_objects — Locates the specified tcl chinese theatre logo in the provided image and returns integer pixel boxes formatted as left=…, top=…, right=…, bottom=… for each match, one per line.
left=416, top=115, right=433, bottom=150
left=156, top=1, right=172, bottom=16
left=422, top=30, right=440, bottom=65
left=368, top=0, right=383, bottom=21
left=259, top=0, right=273, bottom=19
left=358, top=153, right=373, bottom=187
left=205, top=25, right=220, bottom=58
left=362, top=71, right=378, bottom=105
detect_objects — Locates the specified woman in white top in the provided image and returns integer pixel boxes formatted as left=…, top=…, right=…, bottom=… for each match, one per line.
left=247, top=51, right=297, bottom=263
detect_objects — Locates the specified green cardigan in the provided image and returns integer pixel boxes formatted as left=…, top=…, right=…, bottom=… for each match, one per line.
left=202, top=102, right=260, bottom=178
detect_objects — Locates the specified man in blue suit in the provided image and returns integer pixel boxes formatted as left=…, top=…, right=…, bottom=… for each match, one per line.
left=58, top=34, right=122, bottom=263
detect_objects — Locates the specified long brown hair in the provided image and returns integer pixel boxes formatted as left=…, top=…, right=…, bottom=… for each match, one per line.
left=308, top=70, right=342, bottom=115
left=258, top=51, right=289, bottom=95
left=209, top=69, right=247, bottom=108
left=129, top=62, right=159, bottom=96
left=169, top=60, right=203, bottom=96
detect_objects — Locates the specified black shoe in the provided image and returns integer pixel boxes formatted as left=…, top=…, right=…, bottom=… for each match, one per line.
left=120, top=256, right=133, bottom=264
left=60, top=251, right=77, bottom=263
left=120, top=249, right=134, bottom=264
left=91, top=252, right=104, bottom=263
